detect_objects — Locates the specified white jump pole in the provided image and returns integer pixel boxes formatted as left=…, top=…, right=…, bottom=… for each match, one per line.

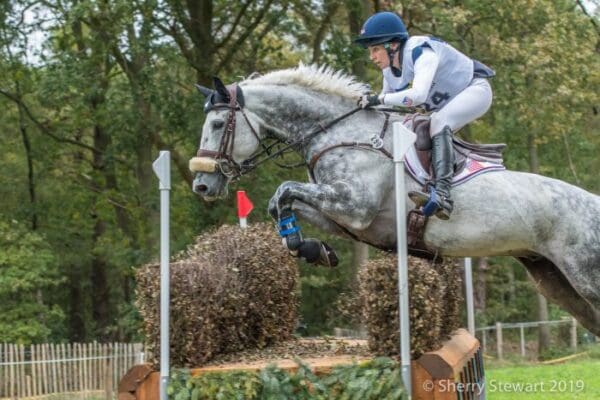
left=464, top=257, right=476, bottom=335
left=393, top=122, right=417, bottom=399
left=152, top=151, right=171, bottom=400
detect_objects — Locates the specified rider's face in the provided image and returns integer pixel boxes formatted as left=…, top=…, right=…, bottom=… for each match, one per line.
left=368, top=43, right=399, bottom=70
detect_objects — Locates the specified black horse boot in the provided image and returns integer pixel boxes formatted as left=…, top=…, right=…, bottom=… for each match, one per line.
left=408, top=126, right=455, bottom=220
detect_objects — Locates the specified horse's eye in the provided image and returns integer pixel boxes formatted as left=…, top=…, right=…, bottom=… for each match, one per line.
left=212, top=120, right=225, bottom=130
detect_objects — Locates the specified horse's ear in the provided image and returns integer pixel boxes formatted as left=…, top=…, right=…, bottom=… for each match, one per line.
left=195, top=84, right=214, bottom=98
left=212, top=76, right=230, bottom=102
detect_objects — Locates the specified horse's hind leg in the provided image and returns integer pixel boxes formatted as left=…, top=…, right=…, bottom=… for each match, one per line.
left=518, top=256, right=600, bottom=336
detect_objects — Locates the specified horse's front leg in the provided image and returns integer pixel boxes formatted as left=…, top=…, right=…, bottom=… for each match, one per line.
left=269, top=180, right=376, bottom=266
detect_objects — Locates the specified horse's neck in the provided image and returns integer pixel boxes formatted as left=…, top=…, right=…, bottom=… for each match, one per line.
left=244, top=85, right=351, bottom=144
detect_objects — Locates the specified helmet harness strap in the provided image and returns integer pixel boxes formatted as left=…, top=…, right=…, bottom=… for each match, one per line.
left=384, top=41, right=405, bottom=77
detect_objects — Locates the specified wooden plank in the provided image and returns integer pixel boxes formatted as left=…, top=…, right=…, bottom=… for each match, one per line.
left=91, top=342, right=96, bottom=391
left=78, top=343, right=84, bottom=393
left=540, top=351, right=588, bottom=365
left=25, top=347, right=32, bottom=398
left=1, top=343, right=4, bottom=398
left=56, top=343, right=63, bottom=394
left=9, top=344, right=15, bottom=398
left=31, top=344, right=37, bottom=397
left=61, top=343, right=68, bottom=394
left=16, top=344, right=22, bottom=398
left=416, top=328, right=479, bottom=379
left=21, top=344, right=26, bottom=398
left=26, top=375, right=32, bottom=399
left=191, top=355, right=373, bottom=376
left=106, top=343, right=113, bottom=399
left=84, top=342, right=89, bottom=394
left=0, top=342, right=3, bottom=398
left=136, top=372, right=160, bottom=400
left=118, top=364, right=154, bottom=394
left=114, top=342, right=120, bottom=392
left=66, top=343, right=71, bottom=392
left=41, top=343, right=48, bottom=395
left=97, top=341, right=101, bottom=390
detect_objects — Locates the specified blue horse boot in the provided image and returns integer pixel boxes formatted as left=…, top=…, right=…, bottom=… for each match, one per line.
left=408, top=126, right=454, bottom=220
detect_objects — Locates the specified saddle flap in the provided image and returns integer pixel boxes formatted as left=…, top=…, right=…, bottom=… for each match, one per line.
left=403, top=114, right=506, bottom=186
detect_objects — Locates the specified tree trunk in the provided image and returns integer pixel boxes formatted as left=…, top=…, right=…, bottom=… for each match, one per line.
left=16, top=81, right=37, bottom=230
left=474, top=257, right=488, bottom=313
left=527, top=133, right=551, bottom=355
left=69, top=266, right=86, bottom=341
left=348, top=0, right=370, bottom=79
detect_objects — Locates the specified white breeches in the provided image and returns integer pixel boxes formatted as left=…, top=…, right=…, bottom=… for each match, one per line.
left=430, top=78, right=493, bottom=136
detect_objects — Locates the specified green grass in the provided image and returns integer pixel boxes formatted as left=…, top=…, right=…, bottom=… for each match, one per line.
left=485, top=354, right=600, bottom=399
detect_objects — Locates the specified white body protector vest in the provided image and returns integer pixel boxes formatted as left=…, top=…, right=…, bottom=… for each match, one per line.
left=382, top=36, right=491, bottom=111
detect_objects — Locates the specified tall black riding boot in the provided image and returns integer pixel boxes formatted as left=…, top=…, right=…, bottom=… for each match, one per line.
left=408, top=126, right=455, bottom=220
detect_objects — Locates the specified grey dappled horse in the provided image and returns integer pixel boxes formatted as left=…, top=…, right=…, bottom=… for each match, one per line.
left=190, top=64, right=600, bottom=336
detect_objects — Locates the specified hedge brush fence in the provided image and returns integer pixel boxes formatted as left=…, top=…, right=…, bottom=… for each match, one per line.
left=358, top=254, right=463, bottom=358
left=136, top=223, right=299, bottom=368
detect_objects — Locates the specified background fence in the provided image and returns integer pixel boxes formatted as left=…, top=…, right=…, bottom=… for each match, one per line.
left=475, top=317, right=599, bottom=360
left=0, top=342, right=143, bottom=399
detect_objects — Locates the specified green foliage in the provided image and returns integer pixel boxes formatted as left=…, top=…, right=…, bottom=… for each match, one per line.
left=168, top=358, right=406, bottom=400
left=0, top=219, right=65, bottom=343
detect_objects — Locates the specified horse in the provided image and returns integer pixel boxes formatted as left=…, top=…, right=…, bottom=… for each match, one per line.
left=189, top=64, right=600, bottom=336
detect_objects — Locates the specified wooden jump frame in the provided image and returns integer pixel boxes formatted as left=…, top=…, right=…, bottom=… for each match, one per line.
left=118, top=329, right=484, bottom=400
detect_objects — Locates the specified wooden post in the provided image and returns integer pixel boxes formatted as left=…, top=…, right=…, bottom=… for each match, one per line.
left=41, top=343, right=48, bottom=395
left=496, top=322, right=503, bottom=360
left=17, top=344, right=22, bottom=398
left=78, top=343, right=84, bottom=393
left=520, top=324, right=526, bottom=357
left=26, top=375, right=32, bottom=399
left=57, top=343, right=64, bottom=394
left=50, top=343, right=58, bottom=393
left=482, top=330, right=487, bottom=354
left=62, top=343, right=68, bottom=394
left=108, top=343, right=114, bottom=399
left=105, top=344, right=113, bottom=400
left=571, top=318, right=577, bottom=351
left=9, top=343, right=15, bottom=398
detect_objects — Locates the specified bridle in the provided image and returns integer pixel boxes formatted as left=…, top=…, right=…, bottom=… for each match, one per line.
left=191, top=82, right=384, bottom=180
left=194, top=83, right=266, bottom=178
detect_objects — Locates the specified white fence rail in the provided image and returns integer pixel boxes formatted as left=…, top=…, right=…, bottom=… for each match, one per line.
left=475, top=318, right=582, bottom=359
left=0, top=342, right=144, bottom=399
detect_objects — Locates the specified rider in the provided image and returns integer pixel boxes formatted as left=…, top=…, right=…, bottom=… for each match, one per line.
left=355, top=11, right=495, bottom=220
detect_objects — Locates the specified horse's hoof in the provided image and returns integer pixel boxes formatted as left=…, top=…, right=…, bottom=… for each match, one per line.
left=434, top=208, right=451, bottom=220
left=408, top=190, right=429, bottom=207
left=319, top=241, right=339, bottom=267
left=297, top=239, right=339, bottom=267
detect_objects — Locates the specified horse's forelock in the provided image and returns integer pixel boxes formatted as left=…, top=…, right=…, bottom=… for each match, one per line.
left=240, top=63, right=369, bottom=99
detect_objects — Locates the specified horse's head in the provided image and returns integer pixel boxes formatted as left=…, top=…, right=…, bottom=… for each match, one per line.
left=189, top=77, right=262, bottom=200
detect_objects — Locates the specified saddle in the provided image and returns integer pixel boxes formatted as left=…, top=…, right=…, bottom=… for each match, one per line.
left=408, top=114, right=506, bottom=181
left=403, top=114, right=507, bottom=259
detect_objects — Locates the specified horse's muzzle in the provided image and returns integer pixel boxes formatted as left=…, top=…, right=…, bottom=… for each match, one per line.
left=192, top=171, right=228, bottom=200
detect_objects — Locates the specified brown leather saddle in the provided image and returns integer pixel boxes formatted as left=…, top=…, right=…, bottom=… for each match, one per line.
left=409, top=114, right=506, bottom=176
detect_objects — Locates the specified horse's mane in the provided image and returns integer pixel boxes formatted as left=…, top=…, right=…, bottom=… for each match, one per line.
left=241, top=63, right=369, bottom=99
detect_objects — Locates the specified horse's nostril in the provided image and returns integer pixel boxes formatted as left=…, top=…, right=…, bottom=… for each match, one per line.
left=196, top=184, right=208, bottom=193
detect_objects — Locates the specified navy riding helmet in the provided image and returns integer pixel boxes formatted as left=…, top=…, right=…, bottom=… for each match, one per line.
left=354, top=12, right=409, bottom=48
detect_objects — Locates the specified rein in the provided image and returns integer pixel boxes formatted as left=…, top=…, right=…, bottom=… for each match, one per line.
left=195, top=82, right=389, bottom=180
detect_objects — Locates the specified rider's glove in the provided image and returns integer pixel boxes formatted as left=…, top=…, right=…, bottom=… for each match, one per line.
left=358, top=94, right=381, bottom=109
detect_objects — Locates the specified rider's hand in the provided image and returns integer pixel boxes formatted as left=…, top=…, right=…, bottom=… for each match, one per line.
left=358, top=94, right=381, bottom=109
